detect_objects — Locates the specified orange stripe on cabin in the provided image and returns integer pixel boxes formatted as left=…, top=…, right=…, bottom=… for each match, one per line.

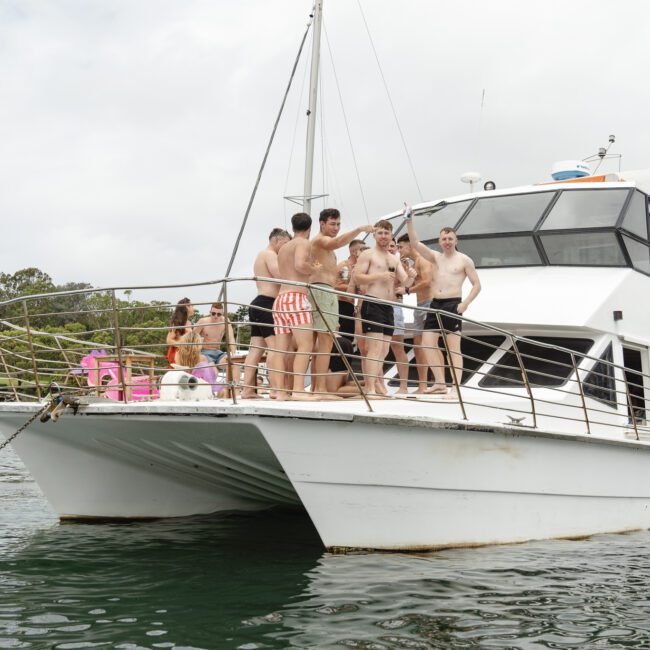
left=540, top=175, right=611, bottom=185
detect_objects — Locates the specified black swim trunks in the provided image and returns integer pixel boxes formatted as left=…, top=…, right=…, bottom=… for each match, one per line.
left=249, top=295, right=276, bottom=339
left=337, top=300, right=356, bottom=341
left=329, top=335, right=355, bottom=373
left=360, top=299, right=394, bottom=337
left=423, top=297, right=462, bottom=333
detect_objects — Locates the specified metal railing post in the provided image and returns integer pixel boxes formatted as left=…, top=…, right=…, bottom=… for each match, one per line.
left=308, top=286, right=373, bottom=412
left=22, top=300, right=42, bottom=399
left=0, top=347, right=19, bottom=401
left=623, top=373, right=639, bottom=441
left=435, top=312, right=467, bottom=420
left=222, top=281, right=238, bottom=405
left=570, top=353, right=590, bottom=435
left=510, top=336, right=537, bottom=428
left=110, top=290, right=129, bottom=403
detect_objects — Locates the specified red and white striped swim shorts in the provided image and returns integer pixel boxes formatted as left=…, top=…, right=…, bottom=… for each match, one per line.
left=273, top=292, right=313, bottom=335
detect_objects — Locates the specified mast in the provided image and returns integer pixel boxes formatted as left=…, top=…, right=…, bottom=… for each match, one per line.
left=302, top=0, right=323, bottom=216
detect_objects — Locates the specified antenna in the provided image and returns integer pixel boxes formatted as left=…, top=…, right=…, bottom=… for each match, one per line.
left=583, top=134, right=621, bottom=174
left=460, top=171, right=482, bottom=193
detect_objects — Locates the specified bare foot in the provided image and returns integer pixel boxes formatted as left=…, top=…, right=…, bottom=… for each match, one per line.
left=425, top=385, right=448, bottom=395
left=289, top=393, right=318, bottom=401
left=269, top=391, right=288, bottom=401
left=414, top=388, right=429, bottom=394
left=241, top=391, right=262, bottom=400
left=396, top=387, right=408, bottom=394
left=444, top=391, right=459, bottom=401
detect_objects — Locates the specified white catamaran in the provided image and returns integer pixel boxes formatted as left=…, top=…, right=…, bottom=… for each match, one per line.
left=1, top=1, right=649, bottom=551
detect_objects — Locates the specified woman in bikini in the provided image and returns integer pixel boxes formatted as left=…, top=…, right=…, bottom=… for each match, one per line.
left=166, top=297, right=194, bottom=367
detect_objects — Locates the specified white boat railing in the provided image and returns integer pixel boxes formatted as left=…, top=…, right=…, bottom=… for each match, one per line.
left=0, top=277, right=647, bottom=440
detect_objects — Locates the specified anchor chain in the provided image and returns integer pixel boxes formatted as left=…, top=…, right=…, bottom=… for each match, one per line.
left=0, top=385, right=80, bottom=453
left=0, top=402, right=51, bottom=453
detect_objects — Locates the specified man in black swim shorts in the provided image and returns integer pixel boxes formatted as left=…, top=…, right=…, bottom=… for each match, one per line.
left=242, top=228, right=290, bottom=399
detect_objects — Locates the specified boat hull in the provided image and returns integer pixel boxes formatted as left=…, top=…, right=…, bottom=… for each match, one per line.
left=2, top=403, right=649, bottom=550
left=0, top=409, right=301, bottom=519
left=259, top=414, right=650, bottom=550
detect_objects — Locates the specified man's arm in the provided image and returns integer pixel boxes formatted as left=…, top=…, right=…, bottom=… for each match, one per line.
left=405, top=217, right=437, bottom=264
left=294, top=239, right=315, bottom=275
left=318, top=225, right=374, bottom=251
left=395, top=260, right=416, bottom=288
left=409, top=258, right=434, bottom=294
left=226, top=323, right=237, bottom=354
left=457, top=256, right=481, bottom=314
left=353, top=251, right=392, bottom=286
left=334, top=261, right=350, bottom=292
left=193, top=318, right=206, bottom=339
left=264, top=251, right=281, bottom=279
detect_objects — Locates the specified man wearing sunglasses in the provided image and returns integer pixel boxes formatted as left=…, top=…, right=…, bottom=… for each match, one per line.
left=194, top=303, right=240, bottom=387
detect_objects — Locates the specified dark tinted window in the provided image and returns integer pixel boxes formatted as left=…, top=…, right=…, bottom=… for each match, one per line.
left=583, top=344, right=616, bottom=407
left=541, top=189, right=629, bottom=230
left=412, top=201, right=472, bottom=241
left=541, top=231, right=626, bottom=266
left=387, top=335, right=505, bottom=387
left=622, top=235, right=650, bottom=274
left=458, top=192, right=554, bottom=235
left=621, top=191, right=649, bottom=240
left=480, top=337, right=593, bottom=388
left=457, top=236, right=542, bottom=267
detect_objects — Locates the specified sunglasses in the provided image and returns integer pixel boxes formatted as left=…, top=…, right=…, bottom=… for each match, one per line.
left=211, top=311, right=223, bottom=317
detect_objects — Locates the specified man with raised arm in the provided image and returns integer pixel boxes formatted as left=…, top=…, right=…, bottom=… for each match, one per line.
left=353, top=220, right=416, bottom=397
left=309, top=209, right=374, bottom=396
left=267, top=213, right=319, bottom=401
left=241, top=227, right=291, bottom=399
left=397, top=233, right=441, bottom=393
left=405, top=211, right=482, bottom=399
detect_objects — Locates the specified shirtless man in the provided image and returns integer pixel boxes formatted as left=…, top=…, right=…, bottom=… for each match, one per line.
left=397, top=233, right=441, bottom=393
left=194, top=302, right=241, bottom=391
left=406, top=215, right=481, bottom=398
left=334, top=239, right=364, bottom=342
left=241, top=227, right=291, bottom=399
left=310, top=208, right=373, bottom=396
left=267, top=212, right=319, bottom=401
left=353, top=220, right=416, bottom=396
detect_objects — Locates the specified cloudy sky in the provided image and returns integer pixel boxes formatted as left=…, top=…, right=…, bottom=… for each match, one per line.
left=1, top=0, right=649, bottom=304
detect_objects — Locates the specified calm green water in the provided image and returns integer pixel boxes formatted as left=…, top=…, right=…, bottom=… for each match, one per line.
left=3, top=447, right=650, bottom=649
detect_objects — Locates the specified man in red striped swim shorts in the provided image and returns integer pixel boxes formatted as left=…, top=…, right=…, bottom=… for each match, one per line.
left=273, top=291, right=312, bottom=335
left=267, top=212, right=318, bottom=401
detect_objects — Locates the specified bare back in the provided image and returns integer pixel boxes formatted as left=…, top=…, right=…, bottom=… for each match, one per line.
left=278, top=237, right=312, bottom=295
left=253, top=249, right=280, bottom=297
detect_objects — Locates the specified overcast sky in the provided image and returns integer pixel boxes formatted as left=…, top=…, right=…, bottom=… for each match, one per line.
left=1, top=0, right=649, bottom=305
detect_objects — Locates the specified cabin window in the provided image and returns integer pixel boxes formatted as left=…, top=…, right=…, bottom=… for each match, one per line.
left=413, top=200, right=472, bottom=242
left=540, top=189, right=629, bottom=230
left=583, top=344, right=616, bottom=407
left=540, top=231, right=626, bottom=266
left=456, top=236, right=542, bottom=267
left=621, top=235, right=650, bottom=274
left=479, top=337, right=593, bottom=388
left=621, top=190, right=649, bottom=240
left=457, top=192, right=554, bottom=235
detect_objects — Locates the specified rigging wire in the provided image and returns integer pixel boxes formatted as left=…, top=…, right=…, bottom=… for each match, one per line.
left=323, top=19, right=370, bottom=223
left=283, top=31, right=312, bottom=228
left=222, top=14, right=313, bottom=287
left=356, top=0, right=424, bottom=203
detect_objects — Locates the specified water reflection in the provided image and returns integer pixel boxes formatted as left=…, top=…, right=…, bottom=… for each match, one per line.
left=3, top=447, right=650, bottom=649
